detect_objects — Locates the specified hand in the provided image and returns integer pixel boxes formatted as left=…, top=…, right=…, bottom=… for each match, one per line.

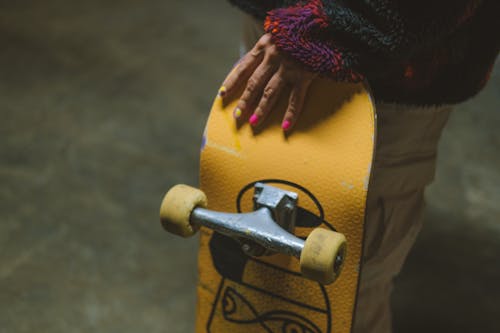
left=219, top=34, right=316, bottom=132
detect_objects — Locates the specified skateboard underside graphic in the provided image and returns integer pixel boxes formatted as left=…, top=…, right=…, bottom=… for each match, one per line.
left=160, top=74, right=376, bottom=333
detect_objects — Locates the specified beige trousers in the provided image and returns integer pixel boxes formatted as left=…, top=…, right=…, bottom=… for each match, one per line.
left=241, top=15, right=452, bottom=333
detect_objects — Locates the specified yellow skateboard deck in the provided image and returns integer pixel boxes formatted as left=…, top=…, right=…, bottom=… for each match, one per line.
left=195, top=72, right=376, bottom=333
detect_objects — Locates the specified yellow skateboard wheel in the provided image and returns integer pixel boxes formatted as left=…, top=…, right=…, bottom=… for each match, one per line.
left=300, top=228, right=347, bottom=285
left=159, top=184, right=208, bottom=238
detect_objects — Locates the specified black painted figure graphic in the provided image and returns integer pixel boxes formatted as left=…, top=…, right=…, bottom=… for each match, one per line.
left=207, top=180, right=335, bottom=333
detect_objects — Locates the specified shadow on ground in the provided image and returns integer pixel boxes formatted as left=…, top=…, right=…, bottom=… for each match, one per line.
left=393, top=207, right=500, bottom=332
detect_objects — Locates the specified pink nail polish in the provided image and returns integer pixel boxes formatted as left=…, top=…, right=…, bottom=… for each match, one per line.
left=282, top=119, right=292, bottom=131
left=249, top=114, right=259, bottom=126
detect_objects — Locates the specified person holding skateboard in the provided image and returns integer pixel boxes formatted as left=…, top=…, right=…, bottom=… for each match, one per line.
left=218, top=1, right=499, bottom=332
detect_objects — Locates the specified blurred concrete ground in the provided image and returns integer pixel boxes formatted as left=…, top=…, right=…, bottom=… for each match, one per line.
left=0, top=1, right=498, bottom=332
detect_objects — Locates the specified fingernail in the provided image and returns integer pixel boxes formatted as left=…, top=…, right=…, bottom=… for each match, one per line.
left=249, top=114, right=259, bottom=126
left=218, top=86, right=226, bottom=97
left=282, top=119, right=292, bottom=131
left=233, top=108, right=242, bottom=119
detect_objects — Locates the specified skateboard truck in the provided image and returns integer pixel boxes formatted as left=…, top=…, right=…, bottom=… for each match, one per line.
left=240, top=182, right=298, bottom=257
left=160, top=183, right=347, bottom=285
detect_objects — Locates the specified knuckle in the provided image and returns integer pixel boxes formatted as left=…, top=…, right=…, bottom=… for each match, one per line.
left=255, top=39, right=270, bottom=52
left=254, top=107, right=264, bottom=116
left=250, top=47, right=263, bottom=57
left=267, top=47, right=279, bottom=60
left=259, top=34, right=272, bottom=45
left=262, top=86, right=275, bottom=100
left=269, top=44, right=278, bottom=54
left=246, top=78, right=258, bottom=92
left=287, top=105, right=298, bottom=115
left=290, top=90, right=302, bottom=104
left=237, top=100, right=247, bottom=110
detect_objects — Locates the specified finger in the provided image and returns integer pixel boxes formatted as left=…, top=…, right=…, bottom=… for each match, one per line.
left=282, top=77, right=313, bottom=131
left=249, top=68, right=288, bottom=126
left=234, top=58, right=279, bottom=121
left=220, top=42, right=266, bottom=99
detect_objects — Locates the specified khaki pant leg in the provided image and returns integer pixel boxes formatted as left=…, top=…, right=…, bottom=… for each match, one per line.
left=354, top=281, right=394, bottom=333
left=353, top=105, right=451, bottom=333
left=353, top=189, right=426, bottom=333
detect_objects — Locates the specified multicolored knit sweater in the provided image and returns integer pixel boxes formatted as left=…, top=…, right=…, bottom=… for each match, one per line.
left=228, top=0, right=499, bottom=105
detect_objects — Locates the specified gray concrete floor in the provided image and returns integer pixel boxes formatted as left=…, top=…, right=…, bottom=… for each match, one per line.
left=0, top=1, right=498, bottom=332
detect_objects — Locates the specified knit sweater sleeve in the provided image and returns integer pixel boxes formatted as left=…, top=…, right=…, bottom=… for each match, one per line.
left=263, top=0, right=484, bottom=81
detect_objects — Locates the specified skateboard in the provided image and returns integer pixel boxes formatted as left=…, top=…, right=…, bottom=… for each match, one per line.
left=160, top=70, right=376, bottom=333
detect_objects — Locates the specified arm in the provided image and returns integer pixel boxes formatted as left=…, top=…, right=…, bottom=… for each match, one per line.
left=263, top=0, right=483, bottom=80
left=222, top=0, right=488, bottom=130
